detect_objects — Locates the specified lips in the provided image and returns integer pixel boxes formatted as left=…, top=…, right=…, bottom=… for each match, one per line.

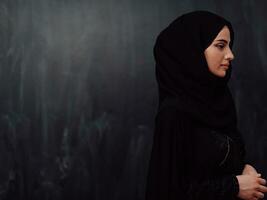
left=220, top=64, right=229, bottom=68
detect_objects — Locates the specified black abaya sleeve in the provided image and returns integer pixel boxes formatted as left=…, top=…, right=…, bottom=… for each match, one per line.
left=145, top=107, right=240, bottom=200
left=229, top=127, right=253, bottom=172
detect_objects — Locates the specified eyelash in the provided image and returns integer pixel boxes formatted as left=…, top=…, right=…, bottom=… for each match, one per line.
left=216, top=44, right=225, bottom=49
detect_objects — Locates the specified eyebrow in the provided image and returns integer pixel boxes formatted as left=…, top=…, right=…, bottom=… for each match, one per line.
left=215, top=39, right=229, bottom=43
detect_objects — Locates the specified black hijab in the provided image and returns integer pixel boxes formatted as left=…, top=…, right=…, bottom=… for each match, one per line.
left=154, top=10, right=237, bottom=130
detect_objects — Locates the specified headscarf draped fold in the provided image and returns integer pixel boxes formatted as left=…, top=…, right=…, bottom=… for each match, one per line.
left=154, top=10, right=237, bottom=130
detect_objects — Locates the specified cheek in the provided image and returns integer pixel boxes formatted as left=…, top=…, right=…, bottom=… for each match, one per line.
left=207, top=52, right=223, bottom=69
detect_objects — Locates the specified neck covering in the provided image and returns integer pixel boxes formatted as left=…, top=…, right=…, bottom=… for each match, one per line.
left=154, top=10, right=237, bottom=130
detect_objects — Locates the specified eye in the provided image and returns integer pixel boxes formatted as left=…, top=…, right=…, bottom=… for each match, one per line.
left=216, top=44, right=225, bottom=50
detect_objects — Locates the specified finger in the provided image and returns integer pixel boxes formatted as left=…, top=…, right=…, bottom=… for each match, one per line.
left=258, top=178, right=267, bottom=185
left=254, top=191, right=264, bottom=199
left=253, top=174, right=262, bottom=178
left=250, top=197, right=258, bottom=200
left=258, top=185, right=267, bottom=193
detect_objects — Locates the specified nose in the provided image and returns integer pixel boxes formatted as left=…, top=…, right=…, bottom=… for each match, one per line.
left=225, top=48, right=234, bottom=61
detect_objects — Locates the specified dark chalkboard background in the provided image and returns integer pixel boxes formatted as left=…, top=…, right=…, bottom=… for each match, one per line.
left=0, top=0, right=266, bottom=199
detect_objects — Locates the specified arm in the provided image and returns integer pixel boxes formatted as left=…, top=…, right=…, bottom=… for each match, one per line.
left=145, top=107, right=240, bottom=200
left=231, top=129, right=257, bottom=175
left=182, top=174, right=239, bottom=200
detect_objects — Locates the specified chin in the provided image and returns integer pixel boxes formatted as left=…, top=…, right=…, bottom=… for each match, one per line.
left=215, top=71, right=226, bottom=78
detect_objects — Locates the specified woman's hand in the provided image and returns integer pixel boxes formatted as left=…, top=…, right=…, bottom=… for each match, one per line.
left=242, top=164, right=258, bottom=176
left=241, top=164, right=266, bottom=200
left=236, top=174, right=267, bottom=200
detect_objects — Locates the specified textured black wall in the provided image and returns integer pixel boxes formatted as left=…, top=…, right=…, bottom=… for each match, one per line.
left=0, top=0, right=266, bottom=199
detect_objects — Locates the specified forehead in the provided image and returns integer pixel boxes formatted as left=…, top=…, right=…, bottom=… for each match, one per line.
left=214, top=26, right=231, bottom=42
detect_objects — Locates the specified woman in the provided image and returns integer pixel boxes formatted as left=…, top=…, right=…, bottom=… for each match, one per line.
left=145, top=11, right=267, bottom=200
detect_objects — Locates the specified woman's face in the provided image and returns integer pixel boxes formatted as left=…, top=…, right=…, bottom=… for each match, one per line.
left=204, top=25, right=234, bottom=78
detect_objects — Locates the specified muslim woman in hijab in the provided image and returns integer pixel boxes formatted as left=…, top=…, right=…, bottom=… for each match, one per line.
left=145, top=11, right=267, bottom=200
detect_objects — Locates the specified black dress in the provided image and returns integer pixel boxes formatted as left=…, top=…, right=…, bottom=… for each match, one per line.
left=146, top=10, right=247, bottom=200
left=145, top=106, right=245, bottom=200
